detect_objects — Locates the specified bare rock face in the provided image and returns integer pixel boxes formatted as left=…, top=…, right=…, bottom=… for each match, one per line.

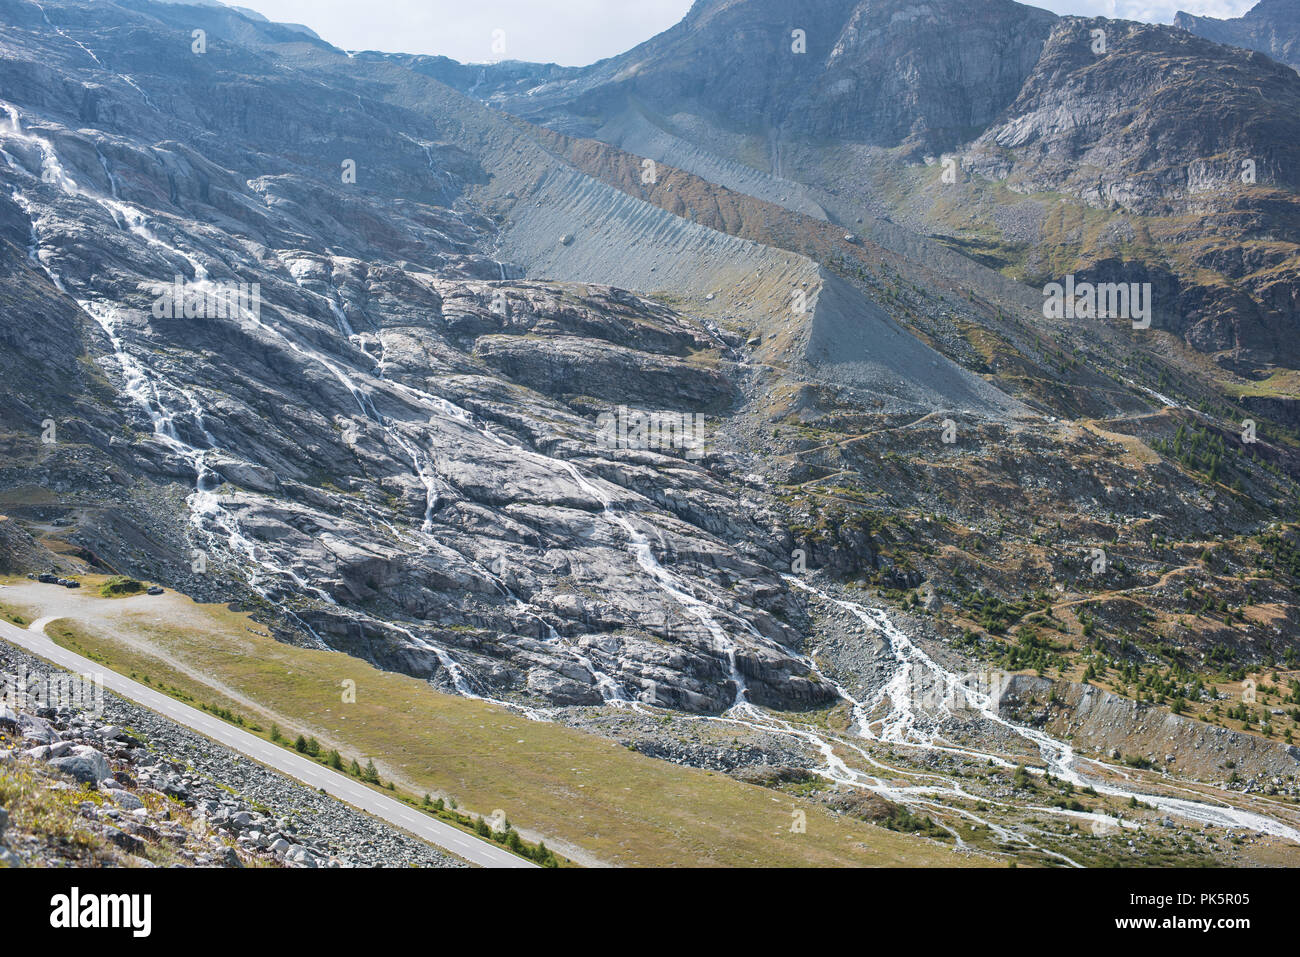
left=0, top=0, right=1296, bottom=739
left=474, top=335, right=738, bottom=411
left=447, top=0, right=1058, bottom=154
left=967, top=17, right=1300, bottom=205
left=0, top=0, right=847, bottom=714
left=962, top=16, right=1300, bottom=361
left=1000, top=675, right=1300, bottom=784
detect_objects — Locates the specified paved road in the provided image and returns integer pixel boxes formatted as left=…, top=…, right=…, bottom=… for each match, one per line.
left=0, top=615, right=536, bottom=869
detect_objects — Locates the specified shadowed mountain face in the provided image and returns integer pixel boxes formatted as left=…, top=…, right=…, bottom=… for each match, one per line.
left=1176, top=0, right=1300, bottom=72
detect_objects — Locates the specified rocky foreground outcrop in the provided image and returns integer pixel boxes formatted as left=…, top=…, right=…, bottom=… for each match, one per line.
left=0, top=642, right=460, bottom=868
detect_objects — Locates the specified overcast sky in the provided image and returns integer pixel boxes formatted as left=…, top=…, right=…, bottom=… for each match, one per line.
left=229, top=0, right=1261, bottom=66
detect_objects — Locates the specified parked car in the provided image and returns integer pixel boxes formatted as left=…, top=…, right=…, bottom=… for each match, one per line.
left=147, top=586, right=164, bottom=596
left=37, top=573, right=59, bottom=584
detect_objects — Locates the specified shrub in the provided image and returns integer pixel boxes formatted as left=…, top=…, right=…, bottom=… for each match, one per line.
left=100, top=576, right=144, bottom=598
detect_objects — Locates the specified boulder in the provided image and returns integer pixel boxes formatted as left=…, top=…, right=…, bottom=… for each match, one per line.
left=0, top=702, right=18, bottom=734
left=48, top=745, right=112, bottom=786
left=19, top=714, right=55, bottom=745
left=103, top=827, right=145, bottom=854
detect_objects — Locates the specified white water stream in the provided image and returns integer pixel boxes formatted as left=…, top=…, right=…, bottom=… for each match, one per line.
left=784, top=578, right=1300, bottom=846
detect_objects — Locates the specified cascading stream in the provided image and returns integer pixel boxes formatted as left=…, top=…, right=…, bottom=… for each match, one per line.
left=786, top=577, right=1300, bottom=844
left=0, top=157, right=564, bottom=707
left=30, top=0, right=157, bottom=109
left=1, top=105, right=336, bottom=643
left=555, top=460, right=760, bottom=708
left=273, top=271, right=635, bottom=704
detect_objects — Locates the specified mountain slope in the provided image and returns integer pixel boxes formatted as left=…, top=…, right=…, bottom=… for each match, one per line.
left=0, top=0, right=842, bottom=712
left=439, top=0, right=1300, bottom=375
left=443, top=0, right=1057, bottom=154
left=3, top=0, right=1300, bottom=866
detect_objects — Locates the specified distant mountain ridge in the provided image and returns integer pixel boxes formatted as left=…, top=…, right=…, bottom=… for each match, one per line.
left=449, top=0, right=1060, bottom=154
left=1176, top=0, right=1300, bottom=72
left=422, top=0, right=1300, bottom=368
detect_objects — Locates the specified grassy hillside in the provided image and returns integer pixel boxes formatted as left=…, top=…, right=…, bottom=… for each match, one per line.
left=4, top=580, right=973, bottom=868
